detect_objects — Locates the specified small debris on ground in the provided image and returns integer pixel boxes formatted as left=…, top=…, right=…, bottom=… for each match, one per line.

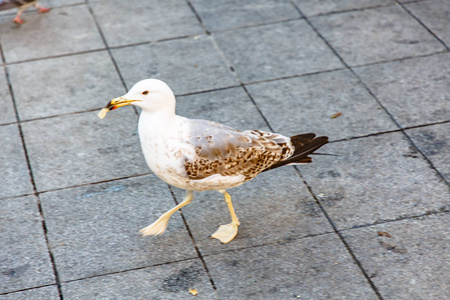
left=377, top=231, right=392, bottom=238
left=331, top=112, right=342, bottom=118
left=189, top=288, right=198, bottom=296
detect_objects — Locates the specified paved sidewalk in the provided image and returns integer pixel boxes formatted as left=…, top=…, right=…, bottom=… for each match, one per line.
left=1, top=0, right=449, bottom=299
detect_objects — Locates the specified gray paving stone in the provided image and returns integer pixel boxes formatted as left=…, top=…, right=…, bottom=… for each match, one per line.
left=246, top=69, right=398, bottom=140
left=0, top=13, right=9, bottom=22
left=173, top=167, right=333, bottom=256
left=293, top=0, right=393, bottom=17
left=310, top=5, right=446, bottom=66
left=21, top=109, right=148, bottom=192
left=39, top=175, right=198, bottom=282
left=204, top=233, right=378, bottom=299
left=397, top=0, right=426, bottom=2
left=406, top=123, right=450, bottom=183
left=300, top=132, right=450, bottom=230
left=354, top=53, right=450, bottom=127
left=0, top=5, right=104, bottom=63
left=191, top=0, right=300, bottom=32
left=342, top=213, right=450, bottom=300
left=214, top=19, right=343, bottom=83
left=61, top=259, right=218, bottom=299
left=90, top=0, right=203, bottom=48
left=0, top=286, right=59, bottom=300
left=405, top=0, right=450, bottom=48
left=176, top=87, right=269, bottom=131
left=9, top=51, right=125, bottom=121
left=42, top=0, right=86, bottom=7
left=0, top=124, right=33, bottom=199
left=112, top=36, right=238, bottom=94
left=0, top=72, right=16, bottom=125
left=0, top=196, right=55, bottom=294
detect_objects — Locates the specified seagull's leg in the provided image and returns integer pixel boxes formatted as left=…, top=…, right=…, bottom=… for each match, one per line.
left=139, top=190, right=193, bottom=237
left=211, top=190, right=240, bottom=244
left=13, top=8, right=26, bottom=24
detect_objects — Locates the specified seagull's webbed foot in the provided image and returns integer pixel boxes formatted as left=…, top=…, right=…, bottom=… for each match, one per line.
left=211, top=190, right=240, bottom=244
left=139, top=190, right=193, bottom=237
left=37, top=7, right=51, bottom=13
left=13, top=16, right=24, bottom=24
left=139, top=212, right=172, bottom=236
left=211, top=222, right=239, bottom=244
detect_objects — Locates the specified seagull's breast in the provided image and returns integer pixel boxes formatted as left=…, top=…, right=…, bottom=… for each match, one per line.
left=138, top=129, right=191, bottom=187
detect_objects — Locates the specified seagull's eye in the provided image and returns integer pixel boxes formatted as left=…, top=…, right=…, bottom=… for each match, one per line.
left=142, top=91, right=149, bottom=95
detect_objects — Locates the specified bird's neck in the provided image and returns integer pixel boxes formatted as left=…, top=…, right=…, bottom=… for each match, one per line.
left=138, top=109, right=178, bottom=138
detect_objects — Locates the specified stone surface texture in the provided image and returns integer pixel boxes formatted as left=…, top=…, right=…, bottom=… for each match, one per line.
left=1, top=0, right=448, bottom=299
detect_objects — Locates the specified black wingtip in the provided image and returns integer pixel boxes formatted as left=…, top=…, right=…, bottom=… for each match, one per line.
left=263, top=134, right=329, bottom=171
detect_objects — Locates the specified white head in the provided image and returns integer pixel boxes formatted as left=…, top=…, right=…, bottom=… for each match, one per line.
left=98, top=79, right=176, bottom=119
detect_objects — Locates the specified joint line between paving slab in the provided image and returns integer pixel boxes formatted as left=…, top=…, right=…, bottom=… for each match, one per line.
left=347, top=50, right=449, bottom=70
left=328, top=119, right=450, bottom=143
left=167, top=185, right=218, bottom=292
left=293, top=167, right=385, bottom=300
left=340, top=209, right=450, bottom=232
left=0, top=34, right=197, bottom=67
left=241, top=66, right=346, bottom=86
left=0, top=48, right=106, bottom=67
left=241, top=84, right=275, bottom=132
left=0, top=283, right=58, bottom=297
left=299, top=2, right=399, bottom=19
left=396, top=1, right=450, bottom=51
left=85, top=1, right=127, bottom=92
left=33, top=172, right=152, bottom=197
left=59, top=256, right=203, bottom=285
left=106, top=34, right=205, bottom=52
left=185, top=0, right=210, bottom=35
left=200, top=230, right=334, bottom=259
left=0, top=173, right=152, bottom=203
left=0, top=45, right=64, bottom=299
left=203, top=17, right=304, bottom=34
left=401, top=131, right=450, bottom=186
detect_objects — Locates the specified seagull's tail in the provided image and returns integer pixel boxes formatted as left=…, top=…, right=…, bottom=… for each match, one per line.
left=263, top=133, right=329, bottom=172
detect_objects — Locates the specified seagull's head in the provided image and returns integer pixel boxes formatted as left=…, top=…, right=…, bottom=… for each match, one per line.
left=98, top=79, right=175, bottom=119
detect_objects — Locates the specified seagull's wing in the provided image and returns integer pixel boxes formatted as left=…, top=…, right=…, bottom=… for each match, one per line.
left=183, top=119, right=294, bottom=180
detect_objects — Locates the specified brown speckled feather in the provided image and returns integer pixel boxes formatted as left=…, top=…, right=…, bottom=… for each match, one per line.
left=183, top=121, right=294, bottom=181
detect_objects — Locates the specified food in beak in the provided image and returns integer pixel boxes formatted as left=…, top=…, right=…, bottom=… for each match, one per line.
left=97, top=99, right=121, bottom=119
left=97, top=108, right=109, bottom=119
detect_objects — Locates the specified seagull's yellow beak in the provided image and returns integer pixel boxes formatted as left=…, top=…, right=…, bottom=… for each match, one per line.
left=97, top=97, right=141, bottom=119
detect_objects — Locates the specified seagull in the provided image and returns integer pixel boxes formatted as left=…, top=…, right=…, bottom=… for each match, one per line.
left=98, top=79, right=328, bottom=244
left=0, top=0, right=50, bottom=24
